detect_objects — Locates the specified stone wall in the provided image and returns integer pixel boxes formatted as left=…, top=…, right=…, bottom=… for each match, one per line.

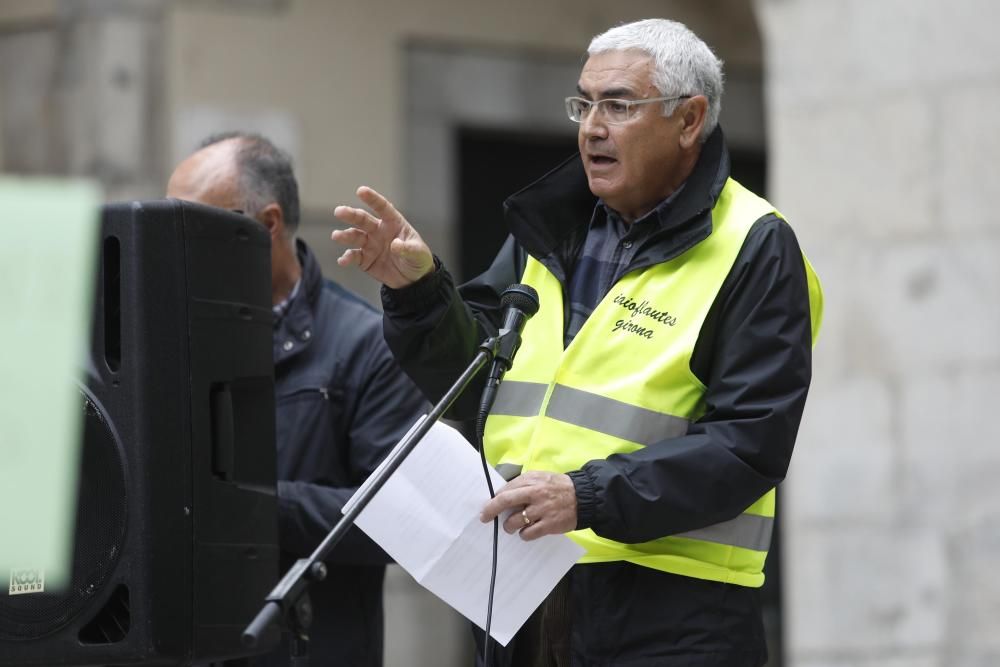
left=0, top=0, right=167, bottom=201
left=754, top=1, right=1000, bottom=665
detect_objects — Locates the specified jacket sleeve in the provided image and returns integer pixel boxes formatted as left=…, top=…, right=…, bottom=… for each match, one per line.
left=568, top=216, right=816, bottom=543
left=381, top=236, right=524, bottom=419
left=276, top=332, right=431, bottom=565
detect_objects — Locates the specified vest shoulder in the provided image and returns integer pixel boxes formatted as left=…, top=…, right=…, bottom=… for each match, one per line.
left=740, top=214, right=804, bottom=260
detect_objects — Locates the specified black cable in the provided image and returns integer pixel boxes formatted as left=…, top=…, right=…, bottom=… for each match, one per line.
left=476, top=414, right=499, bottom=667
left=473, top=283, right=540, bottom=666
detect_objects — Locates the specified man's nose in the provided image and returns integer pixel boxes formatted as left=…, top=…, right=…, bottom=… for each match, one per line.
left=580, top=108, right=609, bottom=138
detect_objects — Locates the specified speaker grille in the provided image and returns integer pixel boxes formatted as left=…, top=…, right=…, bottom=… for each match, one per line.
left=0, top=388, right=128, bottom=641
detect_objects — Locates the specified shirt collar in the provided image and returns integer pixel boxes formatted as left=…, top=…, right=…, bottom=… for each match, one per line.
left=598, top=181, right=688, bottom=230
left=272, top=278, right=303, bottom=322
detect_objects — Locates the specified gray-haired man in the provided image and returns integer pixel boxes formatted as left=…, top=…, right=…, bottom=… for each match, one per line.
left=333, top=18, right=822, bottom=667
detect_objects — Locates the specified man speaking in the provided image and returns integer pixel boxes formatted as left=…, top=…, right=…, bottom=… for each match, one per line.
left=333, top=18, right=822, bottom=667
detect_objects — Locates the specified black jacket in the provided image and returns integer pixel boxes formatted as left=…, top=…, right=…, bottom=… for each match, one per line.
left=380, top=128, right=815, bottom=665
left=257, top=240, right=428, bottom=667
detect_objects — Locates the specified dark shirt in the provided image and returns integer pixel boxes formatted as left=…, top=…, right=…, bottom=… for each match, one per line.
left=566, top=189, right=684, bottom=344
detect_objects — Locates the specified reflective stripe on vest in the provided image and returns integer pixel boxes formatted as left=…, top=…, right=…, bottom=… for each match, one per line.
left=493, top=381, right=690, bottom=444
left=484, top=177, right=823, bottom=588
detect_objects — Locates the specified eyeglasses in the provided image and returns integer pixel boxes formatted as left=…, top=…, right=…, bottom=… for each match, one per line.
left=564, top=95, right=691, bottom=125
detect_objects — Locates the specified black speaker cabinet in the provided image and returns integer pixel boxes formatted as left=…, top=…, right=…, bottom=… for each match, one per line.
left=0, top=200, right=281, bottom=665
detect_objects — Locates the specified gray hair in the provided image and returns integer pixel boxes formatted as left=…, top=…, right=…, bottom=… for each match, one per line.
left=588, top=18, right=724, bottom=142
left=198, top=131, right=301, bottom=235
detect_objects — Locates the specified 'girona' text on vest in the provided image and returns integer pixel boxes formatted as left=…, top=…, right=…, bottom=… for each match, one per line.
left=611, top=293, right=678, bottom=339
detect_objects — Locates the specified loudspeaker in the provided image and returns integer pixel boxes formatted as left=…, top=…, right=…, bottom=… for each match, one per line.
left=0, top=199, right=281, bottom=665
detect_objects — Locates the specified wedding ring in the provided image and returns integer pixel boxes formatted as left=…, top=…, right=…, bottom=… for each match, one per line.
left=522, top=509, right=532, bottom=526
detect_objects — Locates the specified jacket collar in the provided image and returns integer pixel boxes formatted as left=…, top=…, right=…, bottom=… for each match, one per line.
left=502, top=126, right=731, bottom=275
left=273, top=239, right=321, bottom=363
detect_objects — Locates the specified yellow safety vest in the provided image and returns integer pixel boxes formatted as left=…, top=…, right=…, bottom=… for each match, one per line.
left=483, top=178, right=823, bottom=587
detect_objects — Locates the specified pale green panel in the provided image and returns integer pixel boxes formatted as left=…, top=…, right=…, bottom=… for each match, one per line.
left=0, top=178, right=100, bottom=591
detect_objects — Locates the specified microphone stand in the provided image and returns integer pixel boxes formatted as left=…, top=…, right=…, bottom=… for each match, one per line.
left=241, top=328, right=512, bottom=665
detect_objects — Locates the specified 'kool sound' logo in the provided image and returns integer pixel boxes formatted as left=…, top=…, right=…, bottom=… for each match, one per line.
left=9, top=568, right=45, bottom=595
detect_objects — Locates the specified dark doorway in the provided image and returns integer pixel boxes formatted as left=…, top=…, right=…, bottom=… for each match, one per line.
left=729, top=147, right=767, bottom=201
left=456, top=126, right=578, bottom=282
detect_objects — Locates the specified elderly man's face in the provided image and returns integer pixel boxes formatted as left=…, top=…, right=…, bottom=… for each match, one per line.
left=576, top=50, right=685, bottom=221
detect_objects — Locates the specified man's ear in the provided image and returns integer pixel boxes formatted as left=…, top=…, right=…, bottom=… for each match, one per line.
left=258, top=202, right=285, bottom=239
left=678, top=95, right=709, bottom=149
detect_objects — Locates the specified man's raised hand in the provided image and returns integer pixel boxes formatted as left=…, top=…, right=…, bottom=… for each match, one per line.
left=332, top=186, right=435, bottom=289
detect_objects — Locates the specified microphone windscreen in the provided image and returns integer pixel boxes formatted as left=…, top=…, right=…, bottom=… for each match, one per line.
left=500, top=284, right=539, bottom=317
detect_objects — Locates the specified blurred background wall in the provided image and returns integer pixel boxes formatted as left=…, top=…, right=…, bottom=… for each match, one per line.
left=756, top=1, right=1000, bottom=665
left=0, top=0, right=996, bottom=665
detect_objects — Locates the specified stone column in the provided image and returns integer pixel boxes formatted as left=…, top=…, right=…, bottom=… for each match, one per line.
left=754, top=1, right=1000, bottom=665
left=0, top=0, right=167, bottom=200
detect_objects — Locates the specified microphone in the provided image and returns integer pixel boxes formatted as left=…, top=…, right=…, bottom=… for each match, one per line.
left=487, top=284, right=540, bottom=384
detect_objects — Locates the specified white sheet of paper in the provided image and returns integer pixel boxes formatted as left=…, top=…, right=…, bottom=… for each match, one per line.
left=344, top=418, right=584, bottom=646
